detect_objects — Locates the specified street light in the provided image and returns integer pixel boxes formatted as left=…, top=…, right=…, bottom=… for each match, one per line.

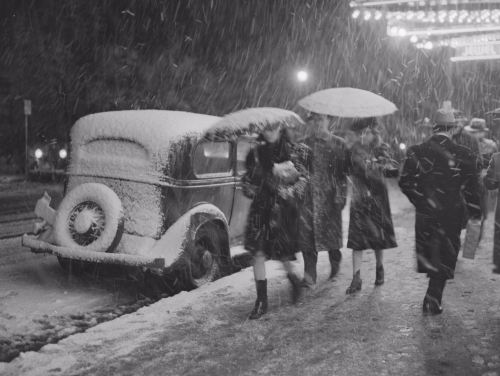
left=59, top=149, right=67, bottom=159
left=296, top=70, right=309, bottom=82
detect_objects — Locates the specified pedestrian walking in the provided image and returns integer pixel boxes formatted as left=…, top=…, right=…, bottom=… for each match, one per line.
left=242, top=123, right=307, bottom=320
left=483, top=152, right=500, bottom=274
left=299, top=112, right=349, bottom=287
left=399, top=109, right=482, bottom=314
left=344, top=117, right=398, bottom=294
left=465, top=118, right=498, bottom=168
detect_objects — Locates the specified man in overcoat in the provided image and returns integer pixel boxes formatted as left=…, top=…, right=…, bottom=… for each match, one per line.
left=399, top=109, right=482, bottom=314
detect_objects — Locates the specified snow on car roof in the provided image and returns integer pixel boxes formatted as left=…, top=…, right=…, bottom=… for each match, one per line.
left=72, top=110, right=221, bottom=150
left=69, top=110, right=221, bottom=179
left=205, top=107, right=304, bottom=137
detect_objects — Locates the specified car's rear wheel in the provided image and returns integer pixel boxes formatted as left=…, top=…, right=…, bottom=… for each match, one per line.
left=181, top=223, right=225, bottom=289
left=53, top=183, right=124, bottom=253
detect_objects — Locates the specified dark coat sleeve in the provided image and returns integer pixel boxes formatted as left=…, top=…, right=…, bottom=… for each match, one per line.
left=399, top=145, right=428, bottom=211
left=484, top=153, right=500, bottom=191
left=348, top=144, right=386, bottom=196
left=460, top=148, right=482, bottom=219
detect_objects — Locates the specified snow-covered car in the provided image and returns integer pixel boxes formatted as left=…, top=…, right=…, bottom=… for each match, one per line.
left=22, top=109, right=301, bottom=288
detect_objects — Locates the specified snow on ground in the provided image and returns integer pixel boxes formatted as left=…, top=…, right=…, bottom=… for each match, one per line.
left=0, top=241, right=144, bottom=362
left=2, top=180, right=499, bottom=375
left=0, top=180, right=419, bottom=375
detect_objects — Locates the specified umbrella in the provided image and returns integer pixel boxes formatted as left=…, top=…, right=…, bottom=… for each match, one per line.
left=204, top=107, right=303, bottom=138
left=298, top=87, right=397, bottom=118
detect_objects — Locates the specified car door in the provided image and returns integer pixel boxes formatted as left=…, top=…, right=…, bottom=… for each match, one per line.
left=228, top=135, right=257, bottom=243
left=185, top=140, right=235, bottom=221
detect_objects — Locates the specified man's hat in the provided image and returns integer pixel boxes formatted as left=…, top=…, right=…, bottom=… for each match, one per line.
left=433, top=108, right=457, bottom=128
left=464, top=118, right=488, bottom=133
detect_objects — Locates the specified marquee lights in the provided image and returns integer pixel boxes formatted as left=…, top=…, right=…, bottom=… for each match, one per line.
left=355, top=9, right=500, bottom=24
left=350, top=0, right=500, bottom=7
left=351, top=0, right=500, bottom=61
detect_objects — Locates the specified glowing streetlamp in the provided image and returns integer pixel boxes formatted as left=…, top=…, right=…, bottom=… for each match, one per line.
left=296, top=70, right=309, bottom=83
left=59, top=149, right=67, bottom=159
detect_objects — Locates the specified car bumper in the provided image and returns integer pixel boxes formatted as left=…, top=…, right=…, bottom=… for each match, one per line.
left=22, top=234, right=165, bottom=268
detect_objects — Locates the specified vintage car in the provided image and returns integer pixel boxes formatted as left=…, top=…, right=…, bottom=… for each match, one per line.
left=22, top=108, right=302, bottom=288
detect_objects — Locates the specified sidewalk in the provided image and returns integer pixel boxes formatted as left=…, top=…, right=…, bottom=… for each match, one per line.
left=2, top=197, right=500, bottom=376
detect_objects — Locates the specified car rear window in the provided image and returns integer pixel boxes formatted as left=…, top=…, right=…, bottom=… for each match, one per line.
left=193, top=141, right=232, bottom=178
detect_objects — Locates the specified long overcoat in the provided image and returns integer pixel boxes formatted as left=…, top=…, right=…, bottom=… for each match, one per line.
left=484, top=152, right=500, bottom=269
left=347, top=142, right=397, bottom=251
left=298, top=134, right=349, bottom=254
left=243, top=134, right=308, bottom=261
left=399, top=134, right=482, bottom=280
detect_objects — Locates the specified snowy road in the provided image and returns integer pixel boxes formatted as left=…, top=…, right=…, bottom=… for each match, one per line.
left=0, top=237, right=154, bottom=362
left=2, top=181, right=500, bottom=375
left=3, top=200, right=500, bottom=376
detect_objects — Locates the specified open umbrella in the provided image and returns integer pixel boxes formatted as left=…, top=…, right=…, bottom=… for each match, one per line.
left=298, top=87, right=397, bottom=118
left=204, top=107, right=303, bottom=138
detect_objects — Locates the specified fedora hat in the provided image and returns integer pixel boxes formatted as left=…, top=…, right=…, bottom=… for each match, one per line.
left=464, top=118, right=488, bottom=133
left=433, top=108, right=457, bottom=128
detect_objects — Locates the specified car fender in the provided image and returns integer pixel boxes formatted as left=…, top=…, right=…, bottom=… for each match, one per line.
left=146, top=203, right=229, bottom=268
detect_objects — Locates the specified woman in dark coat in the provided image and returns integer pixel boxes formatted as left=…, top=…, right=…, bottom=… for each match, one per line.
left=345, top=118, right=398, bottom=294
left=243, top=123, right=308, bottom=320
left=299, top=113, right=349, bottom=286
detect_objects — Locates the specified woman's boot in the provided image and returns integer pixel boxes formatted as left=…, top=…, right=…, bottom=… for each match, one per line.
left=375, top=264, right=385, bottom=286
left=328, top=249, right=342, bottom=280
left=287, top=273, right=303, bottom=304
left=249, top=279, right=268, bottom=320
left=346, top=270, right=362, bottom=294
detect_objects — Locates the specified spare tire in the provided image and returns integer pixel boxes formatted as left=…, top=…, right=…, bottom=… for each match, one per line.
left=54, top=183, right=124, bottom=252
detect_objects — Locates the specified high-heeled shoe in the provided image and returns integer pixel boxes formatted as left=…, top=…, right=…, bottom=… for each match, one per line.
left=422, top=294, right=443, bottom=315
left=375, top=265, right=385, bottom=286
left=346, top=271, right=362, bottom=294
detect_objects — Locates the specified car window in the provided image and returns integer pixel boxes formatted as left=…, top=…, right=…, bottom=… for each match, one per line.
left=236, top=136, right=257, bottom=175
left=193, top=141, right=232, bottom=178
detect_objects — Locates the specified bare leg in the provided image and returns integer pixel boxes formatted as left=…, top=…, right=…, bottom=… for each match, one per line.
left=353, top=250, right=363, bottom=275
left=346, top=250, right=363, bottom=294
left=253, top=251, right=266, bottom=281
left=374, top=249, right=383, bottom=267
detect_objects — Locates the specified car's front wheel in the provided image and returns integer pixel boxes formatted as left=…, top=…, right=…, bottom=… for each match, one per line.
left=180, top=223, right=226, bottom=289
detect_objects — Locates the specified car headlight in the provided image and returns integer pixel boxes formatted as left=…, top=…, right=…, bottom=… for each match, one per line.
left=59, top=149, right=67, bottom=159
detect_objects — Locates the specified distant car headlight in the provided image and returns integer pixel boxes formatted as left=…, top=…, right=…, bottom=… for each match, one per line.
left=59, top=149, right=67, bottom=159
left=35, top=149, right=43, bottom=159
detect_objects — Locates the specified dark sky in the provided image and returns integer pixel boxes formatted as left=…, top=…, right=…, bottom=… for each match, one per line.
left=0, top=0, right=498, bottom=151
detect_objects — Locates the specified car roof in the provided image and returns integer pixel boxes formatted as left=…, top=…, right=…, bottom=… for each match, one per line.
left=69, top=110, right=221, bottom=176
left=72, top=110, right=220, bottom=147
